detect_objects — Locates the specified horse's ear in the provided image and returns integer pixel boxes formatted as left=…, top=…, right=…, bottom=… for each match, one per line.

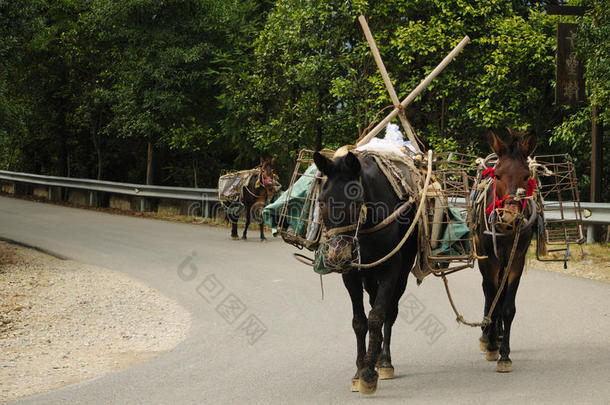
left=259, top=156, right=264, bottom=165
left=313, top=152, right=333, bottom=177
left=487, top=130, right=506, bottom=156
left=271, top=157, right=275, bottom=166
left=521, top=133, right=537, bottom=156
left=344, top=152, right=361, bottom=175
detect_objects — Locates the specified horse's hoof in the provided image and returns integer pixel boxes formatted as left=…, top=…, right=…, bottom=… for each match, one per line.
left=358, top=369, right=378, bottom=395
left=231, top=236, right=239, bottom=240
left=377, top=366, right=394, bottom=380
left=351, top=378, right=359, bottom=392
left=479, top=337, right=488, bottom=352
left=260, top=238, right=267, bottom=243
left=486, top=350, right=499, bottom=361
left=241, top=236, right=247, bottom=241
left=497, top=360, right=512, bottom=373
left=358, top=378, right=377, bottom=395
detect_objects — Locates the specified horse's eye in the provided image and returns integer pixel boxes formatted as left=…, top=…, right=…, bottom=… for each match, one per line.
left=523, top=175, right=529, bottom=181
left=495, top=175, right=501, bottom=181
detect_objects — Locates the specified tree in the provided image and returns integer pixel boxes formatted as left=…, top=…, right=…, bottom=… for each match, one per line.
left=551, top=0, right=610, bottom=201
left=240, top=0, right=560, bottom=167
left=0, top=0, right=45, bottom=170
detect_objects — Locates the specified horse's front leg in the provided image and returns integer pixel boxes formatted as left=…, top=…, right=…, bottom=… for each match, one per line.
left=231, top=219, right=239, bottom=240
left=242, top=203, right=250, bottom=240
left=342, top=272, right=367, bottom=392
left=256, top=202, right=266, bottom=241
left=479, top=259, right=501, bottom=361
left=498, top=258, right=524, bottom=373
left=229, top=204, right=240, bottom=240
left=377, top=253, right=411, bottom=380
left=359, top=261, right=398, bottom=395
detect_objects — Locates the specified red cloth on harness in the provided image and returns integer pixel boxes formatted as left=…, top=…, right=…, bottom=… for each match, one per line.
left=483, top=167, right=536, bottom=215
left=260, top=172, right=273, bottom=188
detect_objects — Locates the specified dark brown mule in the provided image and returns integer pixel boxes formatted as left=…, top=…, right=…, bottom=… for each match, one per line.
left=476, top=129, right=537, bottom=373
left=229, top=157, right=277, bottom=241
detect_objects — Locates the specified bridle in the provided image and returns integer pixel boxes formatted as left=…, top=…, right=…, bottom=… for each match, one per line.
left=482, top=166, right=536, bottom=216
left=259, top=163, right=274, bottom=189
left=243, top=163, right=275, bottom=199
left=480, top=161, right=538, bottom=259
left=319, top=177, right=415, bottom=273
left=318, top=179, right=367, bottom=273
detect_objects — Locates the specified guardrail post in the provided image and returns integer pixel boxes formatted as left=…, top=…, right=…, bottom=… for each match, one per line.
left=204, top=199, right=210, bottom=218
left=88, top=191, right=97, bottom=207
left=587, top=225, right=595, bottom=244
left=140, top=198, right=146, bottom=212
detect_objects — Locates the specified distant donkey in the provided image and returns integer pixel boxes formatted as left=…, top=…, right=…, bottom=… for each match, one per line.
left=225, top=157, right=279, bottom=241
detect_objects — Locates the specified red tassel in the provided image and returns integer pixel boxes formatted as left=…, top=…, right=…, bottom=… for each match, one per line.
left=526, top=178, right=536, bottom=197
left=482, top=167, right=495, bottom=179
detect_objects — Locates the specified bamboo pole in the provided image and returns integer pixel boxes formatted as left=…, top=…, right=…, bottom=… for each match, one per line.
left=357, top=35, right=470, bottom=147
left=358, top=15, right=420, bottom=152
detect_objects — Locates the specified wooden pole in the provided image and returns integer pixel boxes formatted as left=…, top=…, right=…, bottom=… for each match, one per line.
left=591, top=104, right=602, bottom=204
left=590, top=11, right=602, bottom=242
left=358, top=35, right=470, bottom=147
left=358, top=15, right=420, bottom=152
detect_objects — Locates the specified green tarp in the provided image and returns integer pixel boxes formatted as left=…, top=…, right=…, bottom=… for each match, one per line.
left=262, top=164, right=318, bottom=236
left=431, top=206, right=470, bottom=256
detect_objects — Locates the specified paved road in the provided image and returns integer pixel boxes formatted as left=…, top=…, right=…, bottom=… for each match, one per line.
left=1, top=196, right=608, bottom=404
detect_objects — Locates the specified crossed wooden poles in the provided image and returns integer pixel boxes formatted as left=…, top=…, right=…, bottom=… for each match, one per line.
left=357, top=15, right=470, bottom=151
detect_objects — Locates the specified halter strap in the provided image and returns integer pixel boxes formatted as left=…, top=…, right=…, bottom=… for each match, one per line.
left=483, top=166, right=536, bottom=215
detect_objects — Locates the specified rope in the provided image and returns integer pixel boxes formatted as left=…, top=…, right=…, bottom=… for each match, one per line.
left=353, top=149, right=433, bottom=269
left=441, top=219, right=523, bottom=327
left=293, top=253, right=314, bottom=266
left=324, top=203, right=367, bottom=236
left=292, top=254, right=325, bottom=300
left=359, top=200, right=413, bottom=234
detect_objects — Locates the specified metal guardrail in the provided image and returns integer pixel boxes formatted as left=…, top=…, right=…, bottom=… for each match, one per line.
left=1, top=170, right=608, bottom=238
left=543, top=201, right=610, bottom=225
left=0, top=170, right=219, bottom=217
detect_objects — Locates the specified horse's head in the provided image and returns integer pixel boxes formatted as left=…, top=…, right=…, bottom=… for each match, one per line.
left=259, top=156, right=276, bottom=189
left=487, top=129, right=537, bottom=220
left=313, top=151, right=364, bottom=267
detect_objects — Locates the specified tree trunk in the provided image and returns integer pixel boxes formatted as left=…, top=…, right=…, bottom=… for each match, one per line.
left=59, top=131, right=68, bottom=177
left=146, top=137, right=153, bottom=185
left=96, top=147, right=103, bottom=180
left=91, top=126, right=103, bottom=180
left=193, top=158, right=198, bottom=188
left=440, top=95, right=446, bottom=132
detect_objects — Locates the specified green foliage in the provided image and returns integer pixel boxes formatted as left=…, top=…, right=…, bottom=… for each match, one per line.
left=0, top=0, right=606, bottom=200
left=577, top=0, right=610, bottom=126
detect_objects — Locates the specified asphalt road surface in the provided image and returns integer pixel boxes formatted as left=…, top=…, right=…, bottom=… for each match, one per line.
left=1, top=196, right=608, bottom=404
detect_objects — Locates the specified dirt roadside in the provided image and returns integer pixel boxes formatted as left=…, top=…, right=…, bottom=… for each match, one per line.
left=527, top=242, right=610, bottom=283
left=0, top=241, right=191, bottom=403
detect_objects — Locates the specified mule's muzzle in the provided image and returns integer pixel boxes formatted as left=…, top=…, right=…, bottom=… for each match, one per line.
left=502, top=197, right=521, bottom=211
left=485, top=199, right=537, bottom=237
left=327, top=237, right=352, bottom=261
left=318, top=234, right=361, bottom=273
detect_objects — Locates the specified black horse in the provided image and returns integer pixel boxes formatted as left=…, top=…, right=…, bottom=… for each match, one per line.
left=475, top=129, right=537, bottom=373
left=313, top=150, right=418, bottom=395
left=229, top=157, right=277, bottom=241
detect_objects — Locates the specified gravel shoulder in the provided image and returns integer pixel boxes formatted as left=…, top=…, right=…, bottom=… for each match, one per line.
left=0, top=241, right=191, bottom=403
left=527, top=242, right=610, bottom=283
